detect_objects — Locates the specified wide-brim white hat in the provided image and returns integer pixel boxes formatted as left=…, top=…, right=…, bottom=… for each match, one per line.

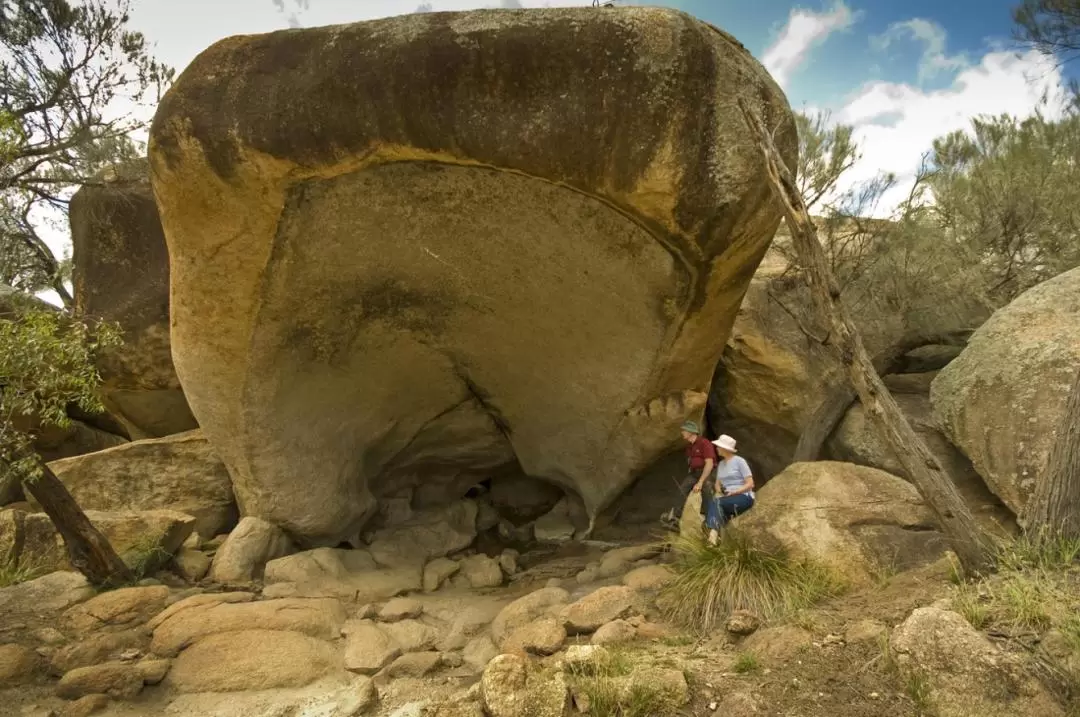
left=712, top=434, right=737, bottom=452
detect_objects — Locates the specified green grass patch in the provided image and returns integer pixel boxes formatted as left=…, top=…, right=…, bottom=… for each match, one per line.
left=0, top=558, right=43, bottom=587
left=905, top=670, right=935, bottom=714
left=732, top=651, right=760, bottom=674
left=564, top=648, right=682, bottom=717
left=952, top=533, right=1080, bottom=638
left=120, top=536, right=172, bottom=583
left=659, top=528, right=843, bottom=633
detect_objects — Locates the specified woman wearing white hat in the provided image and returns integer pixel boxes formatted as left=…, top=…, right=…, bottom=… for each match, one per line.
left=706, top=434, right=756, bottom=545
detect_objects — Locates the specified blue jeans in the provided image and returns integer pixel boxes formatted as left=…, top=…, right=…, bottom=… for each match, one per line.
left=706, top=493, right=754, bottom=530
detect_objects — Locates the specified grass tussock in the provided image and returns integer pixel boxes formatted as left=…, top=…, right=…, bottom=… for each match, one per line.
left=659, top=528, right=844, bottom=633
left=733, top=651, right=760, bottom=674
left=952, top=533, right=1080, bottom=638
left=0, top=558, right=43, bottom=588
left=564, top=648, right=682, bottom=717
left=120, top=536, right=172, bottom=583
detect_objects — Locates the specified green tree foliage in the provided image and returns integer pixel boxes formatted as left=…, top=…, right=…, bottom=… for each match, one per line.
left=0, top=306, right=119, bottom=482
left=929, top=111, right=1080, bottom=301
left=1014, top=0, right=1080, bottom=63
left=0, top=0, right=171, bottom=304
left=779, top=111, right=989, bottom=345
left=0, top=302, right=133, bottom=585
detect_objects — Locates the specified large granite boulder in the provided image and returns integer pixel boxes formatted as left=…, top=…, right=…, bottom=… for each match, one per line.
left=827, top=394, right=1012, bottom=528
left=148, top=7, right=795, bottom=545
left=932, top=266, right=1080, bottom=517
left=69, top=160, right=196, bottom=440
left=41, top=430, right=236, bottom=538
left=734, top=461, right=944, bottom=584
left=0, top=507, right=194, bottom=575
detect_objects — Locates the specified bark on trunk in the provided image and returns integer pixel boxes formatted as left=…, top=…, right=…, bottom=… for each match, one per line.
left=21, top=463, right=134, bottom=587
left=1022, top=367, right=1080, bottom=542
left=792, top=332, right=971, bottom=463
left=738, top=99, right=995, bottom=575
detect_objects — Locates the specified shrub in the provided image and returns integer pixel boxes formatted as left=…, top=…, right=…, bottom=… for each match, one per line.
left=659, top=528, right=843, bottom=633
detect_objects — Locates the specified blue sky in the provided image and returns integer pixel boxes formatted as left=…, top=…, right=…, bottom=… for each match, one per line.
left=35, top=0, right=1071, bottom=304
left=121, top=0, right=1068, bottom=215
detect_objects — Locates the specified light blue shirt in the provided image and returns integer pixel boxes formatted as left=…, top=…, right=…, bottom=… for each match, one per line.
left=716, top=456, right=754, bottom=499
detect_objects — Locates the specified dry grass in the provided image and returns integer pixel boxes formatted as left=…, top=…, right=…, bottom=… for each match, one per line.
left=659, top=528, right=843, bottom=634
left=733, top=651, right=760, bottom=674
left=951, top=533, right=1080, bottom=638
left=120, top=536, right=172, bottom=583
left=563, top=648, right=682, bottom=717
left=0, top=558, right=44, bottom=587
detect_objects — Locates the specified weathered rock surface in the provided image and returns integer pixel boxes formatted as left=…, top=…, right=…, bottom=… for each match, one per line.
left=489, top=476, right=563, bottom=524
left=491, top=586, right=570, bottom=643
left=367, top=500, right=477, bottom=569
left=56, top=661, right=144, bottom=700
left=932, top=266, right=1080, bottom=517
left=622, top=564, right=673, bottom=591
left=501, top=616, right=566, bottom=656
left=166, top=629, right=340, bottom=693
left=459, top=554, right=503, bottom=589
left=165, top=674, right=376, bottom=717
left=423, top=557, right=460, bottom=592
left=562, top=586, right=636, bottom=634
left=0, top=571, right=94, bottom=616
left=591, top=619, right=637, bottom=646
left=44, top=430, right=236, bottom=538
left=827, top=394, right=1010, bottom=526
left=146, top=591, right=255, bottom=631
left=481, top=653, right=569, bottom=717
left=148, top=7, right=795, bottom=545
left=343, top=620, right=400, bottom=675
left=70, top=159, right=197, bottom=440
left=0, top=643, right=40, bottom=687
left=62, top=585, right=170, bottom=635
left=734, top=462, right=944, bottom=584
left=891, top=607, right=1064, bottom=717
left=5, top=508, right=194, bottom=575
left=209, top=516, right=293, bottom=583
left=260, top=545, right=421, bottom=601
left=150, top=596, right=345, bottom=657
left=50, top=630, right=147, bottom=674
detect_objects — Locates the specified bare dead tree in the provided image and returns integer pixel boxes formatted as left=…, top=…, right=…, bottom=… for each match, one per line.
left=738, top=98, right=996, bottom=575
left=1022, top=366, right=1080, bottom=542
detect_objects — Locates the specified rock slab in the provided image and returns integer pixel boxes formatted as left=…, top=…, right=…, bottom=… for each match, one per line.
left=148, top=6, right=796, bottom=545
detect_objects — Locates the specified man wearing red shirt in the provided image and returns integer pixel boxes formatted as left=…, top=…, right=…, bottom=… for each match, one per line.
left=662, top=420, right=717, bottom=527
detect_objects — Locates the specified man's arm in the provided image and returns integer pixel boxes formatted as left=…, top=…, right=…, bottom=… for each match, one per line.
left=694, top=457, right=714, bottom=491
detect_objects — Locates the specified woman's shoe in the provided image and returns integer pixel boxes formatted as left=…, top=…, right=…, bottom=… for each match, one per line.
left=707, top=529, right=719, bottom=546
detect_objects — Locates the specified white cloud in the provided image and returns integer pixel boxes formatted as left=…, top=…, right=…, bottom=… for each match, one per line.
left=830, top=49, right=1068, bottom=216
left=762, top=1, right=857, bottom=88
left=871, top=18, right=966, bottom=83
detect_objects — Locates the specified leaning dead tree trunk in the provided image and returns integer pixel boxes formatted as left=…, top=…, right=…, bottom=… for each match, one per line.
left=738, top=99, right=995, bottom=574
left=792, top=330, right=974, bottom=463
left=20, top=462, right=134, bottom=587
left=1022, top=366, right=1080, bottom=542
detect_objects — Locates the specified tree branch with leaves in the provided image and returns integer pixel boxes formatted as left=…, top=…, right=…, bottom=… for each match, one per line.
left=0, top=304, right=132, bottom=585
left=0, top=0, right=171, bottom=305
left=738, top=98, right=996, bottom=575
